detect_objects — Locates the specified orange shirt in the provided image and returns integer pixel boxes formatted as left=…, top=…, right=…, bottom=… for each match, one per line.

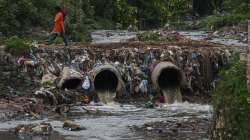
left=52, top=12, right=64, bottom=33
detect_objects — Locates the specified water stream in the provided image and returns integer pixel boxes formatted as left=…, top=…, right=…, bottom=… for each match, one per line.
left=162, top=88, right=182, bottom=104
left=1, top=30, right=239, bottom=140
left=0, top=102, right=212, bottom=140
left=97, top=91, right=116, bottom=104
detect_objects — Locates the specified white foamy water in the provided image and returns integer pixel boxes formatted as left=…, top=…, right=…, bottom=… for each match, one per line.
left=97, top=91, right=116, bottom=104
left=0, top=102, right=212, bottom=140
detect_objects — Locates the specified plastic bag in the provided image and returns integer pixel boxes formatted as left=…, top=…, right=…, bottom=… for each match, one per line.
left=82, top=76, right=91, bottom=90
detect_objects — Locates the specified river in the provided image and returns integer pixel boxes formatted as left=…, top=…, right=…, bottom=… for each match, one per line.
left=0, top=29, right=245, bottom=140
left=0, top=102, right=212, bottom=140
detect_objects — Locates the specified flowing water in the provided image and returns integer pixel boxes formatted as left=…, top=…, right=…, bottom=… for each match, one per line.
left=97, top=91, right=116, bottom=104
left=1, top=30, right=234, bottom=140
left=162, top=88, right=182, bottom=104
left=0, top=102, right=212, bottom=140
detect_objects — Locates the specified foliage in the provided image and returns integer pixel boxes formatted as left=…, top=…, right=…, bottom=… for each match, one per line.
left=0, top=0, right=37, bottom=36
left=0, top=0, right=249, bottom=39
left=223, top=0, right=250, bottom=14
left=199, top=14, right=249, bottom=30
left=212, top=57, right=250, bottom=139
left=116, top=0, right=138, bottom=27
left=5, top=36, right=30, bottom=56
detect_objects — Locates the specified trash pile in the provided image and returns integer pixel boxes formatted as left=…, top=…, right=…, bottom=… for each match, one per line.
left=202, top=27, right=248, bottom=45
left=216, top=26, right=248, bottom=43
left=11, top=123, right=53, bottom=136
left=137, top=30, right=185, bottom=42
left=0, top=42, right=240, bottom=106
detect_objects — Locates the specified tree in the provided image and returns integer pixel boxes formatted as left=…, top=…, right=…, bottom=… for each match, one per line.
left=193, top=0, right=213, bottom=16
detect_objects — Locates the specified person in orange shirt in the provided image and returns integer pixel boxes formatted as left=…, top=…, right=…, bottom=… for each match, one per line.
left=48, top=6, right=68, bottom=46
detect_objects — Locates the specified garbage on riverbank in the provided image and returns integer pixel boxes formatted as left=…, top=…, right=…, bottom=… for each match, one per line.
left=11, top=123, right=53, bottom=136
left=130, top=117, right=210, bottom=140
left=0, top=41, right=241, bottom=106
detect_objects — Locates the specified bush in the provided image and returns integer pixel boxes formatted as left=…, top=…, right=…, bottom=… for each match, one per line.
left=212, top=57, right=250, bottom=139
left=199, top=14, right=249, bottom=30
left=5, top=36, right=30, bottom=56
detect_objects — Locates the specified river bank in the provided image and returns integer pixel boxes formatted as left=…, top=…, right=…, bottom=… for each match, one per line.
left=0, top=28, right=247, bottom=140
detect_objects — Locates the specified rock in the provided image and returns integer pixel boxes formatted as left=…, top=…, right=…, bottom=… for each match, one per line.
left=145, top=101, right=154, bottom=108
left=63, top=120, right=85, bottom=131
left=146, top=127, right=153, bottom=131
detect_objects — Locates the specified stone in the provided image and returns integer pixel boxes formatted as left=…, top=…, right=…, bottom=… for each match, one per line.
left=146, top=127, right=153, bottom=131
left=63, top=120, right=85, bottom=131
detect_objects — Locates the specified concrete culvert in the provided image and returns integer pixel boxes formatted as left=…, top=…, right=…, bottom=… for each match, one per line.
left=151, top=62, right=185, bottom=103
left=94, top=70, right=118, bottom=92
left=92, top=65, right=125, bottom=103
left=151, top=62, right=184, bottom=90
left=58, top=67, right=83, bottom=89
left=62, top=78, right=82, bottom=89
left=158, top=68, right=182, bottom=90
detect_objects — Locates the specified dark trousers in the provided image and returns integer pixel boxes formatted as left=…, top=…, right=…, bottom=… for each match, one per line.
left=48, top=32, right=68, bottom=46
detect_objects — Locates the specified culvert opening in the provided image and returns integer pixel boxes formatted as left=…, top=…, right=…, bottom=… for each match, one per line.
left=62, top=78, right=82, bottom=89
left=158, top=68, right=182, bottom=90
left=94, top=70, right=118, bottom=92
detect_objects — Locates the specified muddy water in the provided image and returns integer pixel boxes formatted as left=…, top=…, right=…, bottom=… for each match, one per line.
left=97, top=91, right=116, bottom=104
left=162, top=88, right=182, bottom=104
left=0, top=102, right=212, bottom=140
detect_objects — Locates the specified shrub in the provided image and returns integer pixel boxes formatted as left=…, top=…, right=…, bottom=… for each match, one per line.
left=199, top=14, right=249, bottom=30
left=4, top=36, right=30, bottom=56
left=212, top=57, right=250, bottom=139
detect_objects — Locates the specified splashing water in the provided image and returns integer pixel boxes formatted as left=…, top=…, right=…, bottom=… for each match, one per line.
left=97, top=91, right=116, bottom=104
left=0, top=102, right=213, bottom=140
left=162, top=88, right=182, bottom=104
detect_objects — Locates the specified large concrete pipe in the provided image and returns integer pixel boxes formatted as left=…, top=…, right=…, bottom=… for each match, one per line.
left=151, top=62, right=185, bottom=103
left=92, top=65, right=125, bottom=103
left=57, top=67, right=83, bottom=89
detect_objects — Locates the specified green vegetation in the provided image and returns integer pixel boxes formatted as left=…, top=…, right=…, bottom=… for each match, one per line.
left=212, top=57, right=250, bottom=139
left=199, top=14, right=249, bottom=30
left=0, top=0, right=249, bottom=42
left=5, top=36, right=31, bottom=56
left=199, top=0, right=250, bottom=30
